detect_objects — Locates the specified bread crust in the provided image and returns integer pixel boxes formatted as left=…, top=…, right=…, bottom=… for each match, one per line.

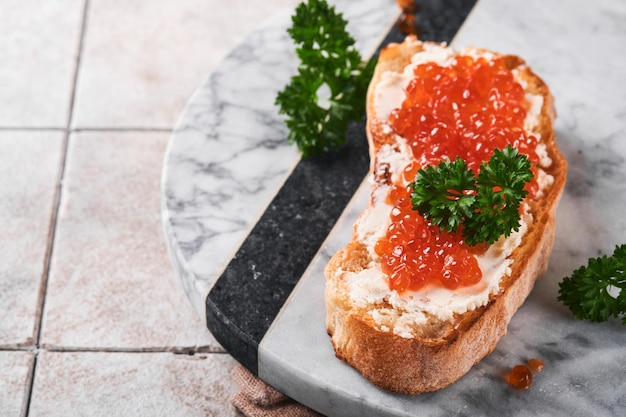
left=325, top=36, right=567, bottom=394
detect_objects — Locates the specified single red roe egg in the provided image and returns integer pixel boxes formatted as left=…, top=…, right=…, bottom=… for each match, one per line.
left=504, top=358, right=545, bottom=390
left=396, top=0, right=416, bottom=12
left=505, top=365, right=533, bottom=390
left=527, top=358, right=545, bottom=372
left=397, top=13, right=417, bottom=36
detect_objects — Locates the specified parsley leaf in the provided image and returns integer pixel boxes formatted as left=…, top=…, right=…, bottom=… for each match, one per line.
left=464, top=146, right=533, bottom=245
left=558, top=244, right=626, bottom=324
left=410, top=157, right=477, bottom=233
left=409, top=145, right=533, bottom=246
left=275, top=0, right=375, bottom=157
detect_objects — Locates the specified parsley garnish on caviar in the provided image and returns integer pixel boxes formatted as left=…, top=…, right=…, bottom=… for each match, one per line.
left=410, top=145, right=533, bottom=246
left=275, top=0, right=375, bottom=157
left=558, top=244, right=626, bottom=324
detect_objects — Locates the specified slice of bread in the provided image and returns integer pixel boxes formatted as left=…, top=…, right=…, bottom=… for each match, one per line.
left=325, top=36, right=567, bottom=394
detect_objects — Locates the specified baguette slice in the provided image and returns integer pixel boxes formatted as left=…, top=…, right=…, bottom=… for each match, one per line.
left=325, top=36, right=567, bottom=394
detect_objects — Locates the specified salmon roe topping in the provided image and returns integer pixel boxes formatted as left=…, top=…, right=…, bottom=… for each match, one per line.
left=389, top=55, right=540, bottom=178
left=377, top=54, right=539, bottom=293
left=376, top=185, right=483, bottom=292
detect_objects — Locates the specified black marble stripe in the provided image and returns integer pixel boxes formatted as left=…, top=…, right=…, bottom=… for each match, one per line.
left=206, top=0, right=478, bottom=375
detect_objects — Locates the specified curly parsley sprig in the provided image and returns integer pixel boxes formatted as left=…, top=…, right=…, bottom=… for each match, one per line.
left=410, top=146, right=533, bottom=246
left=275, top=0, right=375, bottom=157
left=410, top=157, right=477, bottom=234
left=558, top=245, right=626, bottom=324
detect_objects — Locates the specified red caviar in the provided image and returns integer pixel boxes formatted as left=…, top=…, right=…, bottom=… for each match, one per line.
left=396, top=1, right=418, bottom=36
left=505, top=359, right=545, bottom=390
left=390, top=55, right=539, bottom=177
left=396, top=0, right=416, bottom=13
left=378, top=54, right=539, bottom=293
left=376, top=185, right=482, bottom=292
left=527, top=358, right=545, bottom=373
left=506, top=365, right=533, bottom=390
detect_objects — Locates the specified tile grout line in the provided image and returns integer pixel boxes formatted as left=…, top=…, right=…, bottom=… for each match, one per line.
left=29, top=0, right=90, bottom=351
left=23, top=0, right=91, bottom=415
left=0, top=346, right=229, bottom=354
left=0, top=127, right=66, bottom=132
left=43, top=347, right=228, bottom=354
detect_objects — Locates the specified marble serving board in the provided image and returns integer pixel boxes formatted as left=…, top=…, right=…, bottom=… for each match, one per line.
left=161, top=0, right=626, bottom=416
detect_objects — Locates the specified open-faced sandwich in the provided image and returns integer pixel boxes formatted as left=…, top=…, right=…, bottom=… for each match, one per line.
left=325, top=36, right=567, bottom=394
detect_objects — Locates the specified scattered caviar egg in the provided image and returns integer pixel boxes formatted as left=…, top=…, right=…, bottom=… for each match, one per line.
left=377, top=53, right=540, bottom=293
left=506, top=365, right=533, bottom=390
left=397, top=13, right=418, bottom=35
left=505, top=358, right=545, bottom=389
left=527, top=358, right=545, bottom=372
left=396, top=1, right=418, bottom=35
left=396, top=0, right=416, bottom=13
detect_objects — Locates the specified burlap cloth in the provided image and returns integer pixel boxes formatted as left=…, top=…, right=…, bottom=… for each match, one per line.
left=231, top=365, right=325, bottom=417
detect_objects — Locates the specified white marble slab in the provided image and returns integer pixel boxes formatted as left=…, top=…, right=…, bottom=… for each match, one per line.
left=162, top=0, right=399, bottom=318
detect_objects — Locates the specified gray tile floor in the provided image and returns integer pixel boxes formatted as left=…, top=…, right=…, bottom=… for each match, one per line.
left=0, top=0, right=299, bottom=415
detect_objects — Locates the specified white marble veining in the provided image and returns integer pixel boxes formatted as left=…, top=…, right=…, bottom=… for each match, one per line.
left=162, top=0, right=399, bottom=317
left=163, top=0, right=626, bottom=415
